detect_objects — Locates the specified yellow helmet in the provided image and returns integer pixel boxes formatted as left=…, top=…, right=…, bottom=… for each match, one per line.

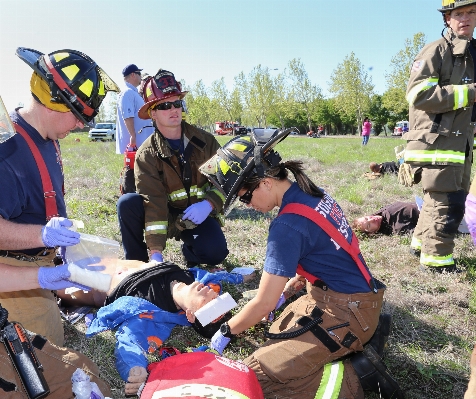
left=438, top=0, right=476, bottom=12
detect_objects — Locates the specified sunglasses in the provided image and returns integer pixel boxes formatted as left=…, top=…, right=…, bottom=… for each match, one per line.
left=239, top=181, right=261, bottom=204
left=152, top=100, right=183, bottom=111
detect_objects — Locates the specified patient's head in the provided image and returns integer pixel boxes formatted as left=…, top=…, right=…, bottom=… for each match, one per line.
left=369, top=162, right=380, bottom=173
left=174, top=281, right=219, bottom=316
left=352, top=215, right=383, bottom=234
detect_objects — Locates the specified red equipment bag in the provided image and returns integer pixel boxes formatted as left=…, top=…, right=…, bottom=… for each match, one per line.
left=140, top=351, right=264, bottom=399
left=120, top=145, right=137, bottom=195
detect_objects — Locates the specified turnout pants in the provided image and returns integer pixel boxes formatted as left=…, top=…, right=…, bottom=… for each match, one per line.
left=117, top=193, right=228, bottom=265
left=411, top=158, right=471, bottom=268
left=0, top=333, right=111, bottom=398
left=0, top=252, right=64, bottom=347
left=244, top=283, right=383, bottom=398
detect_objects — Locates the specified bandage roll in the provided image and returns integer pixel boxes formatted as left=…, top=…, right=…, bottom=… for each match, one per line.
left=194, top=292, right=237, bottom=326
left=68, top=264, right=112, bottom=292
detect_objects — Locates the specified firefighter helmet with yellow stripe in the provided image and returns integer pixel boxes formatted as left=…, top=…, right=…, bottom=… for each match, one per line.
left=16, top=47, right=119, bottom=126
left=439, top=0, right=476, bottom=12
left=199, top=128, right=296, bottom=214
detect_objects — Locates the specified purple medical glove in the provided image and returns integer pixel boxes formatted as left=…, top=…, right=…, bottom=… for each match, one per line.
left=267, top=293, right=286, bottom=322
left=41, top=217, right=80, bottom=247
left=210, top=329, right=231, bottom=355
left=150, top=252, right=164, bottom=263
left=465, top=193, right=476, bottom=246
left=38, top=264, right=91, bottom=291
left=183, top=201, right=213, bottom=225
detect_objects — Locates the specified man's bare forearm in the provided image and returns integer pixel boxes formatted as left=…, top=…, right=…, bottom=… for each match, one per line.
left=0, top=263, right=40, bottom=291
left=0, top=217, right=43, bottom=250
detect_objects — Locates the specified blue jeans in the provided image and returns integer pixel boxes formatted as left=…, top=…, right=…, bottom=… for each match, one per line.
left=117, top=193, right=229, bottom=265
left=362, top=135, right=370, bottom=145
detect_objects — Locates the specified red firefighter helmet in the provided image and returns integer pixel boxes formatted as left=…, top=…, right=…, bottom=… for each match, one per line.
left=138, top=69, right=188, bottom=119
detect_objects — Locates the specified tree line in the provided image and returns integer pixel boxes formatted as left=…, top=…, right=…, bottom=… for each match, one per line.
left=97, top=32, right=426, bottom=136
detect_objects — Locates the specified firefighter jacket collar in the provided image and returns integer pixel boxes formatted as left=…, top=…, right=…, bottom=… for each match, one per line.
left=446, top=29, right=471, bottom=56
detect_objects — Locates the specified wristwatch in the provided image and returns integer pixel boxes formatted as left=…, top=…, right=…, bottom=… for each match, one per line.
left=220, top=322, right=235, bottom=338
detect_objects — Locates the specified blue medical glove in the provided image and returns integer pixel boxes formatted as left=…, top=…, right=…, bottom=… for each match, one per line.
left=210, top=329, right=231, bottom=355
left=267, top=293, right=286, bottom=322
left=150, top=252, right=164, bottom=263
left=183, top=201, right=213, bottom=225
left=38, top=264, right=91, bottom=291
left=41, top=217, right=80, bottom=247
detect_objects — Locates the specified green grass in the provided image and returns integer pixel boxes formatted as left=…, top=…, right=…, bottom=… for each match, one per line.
left=62, top=132, right=475, bottom=398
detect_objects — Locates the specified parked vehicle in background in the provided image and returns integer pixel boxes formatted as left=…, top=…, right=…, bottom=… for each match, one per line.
left=215, top=121, right=247, bottom=135
left=88, top=122, right=116, bottom=141
left=392, top=121, right=409, bottom=136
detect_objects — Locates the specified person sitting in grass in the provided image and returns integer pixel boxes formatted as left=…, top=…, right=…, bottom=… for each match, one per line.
left=369, top=161, right=399, bottom=175
left=352, top=202, right=419, bottom=236
left=85, top=260, right=255, bottom=396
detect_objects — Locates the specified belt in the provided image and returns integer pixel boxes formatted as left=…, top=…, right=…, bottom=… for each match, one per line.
left=0, top=248, right=57, bottom=262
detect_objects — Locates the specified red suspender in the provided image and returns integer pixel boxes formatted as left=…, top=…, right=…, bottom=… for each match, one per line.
left=14, top=123, right=60, bottom=221
left=279, top=203, right=376, bottom=292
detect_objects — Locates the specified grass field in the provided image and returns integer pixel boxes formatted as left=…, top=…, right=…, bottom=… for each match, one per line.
left=61, top=132, right=476, bottom=399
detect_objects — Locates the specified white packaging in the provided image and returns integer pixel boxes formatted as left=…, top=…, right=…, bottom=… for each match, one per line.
left=194, top=292, right=237, bottom=326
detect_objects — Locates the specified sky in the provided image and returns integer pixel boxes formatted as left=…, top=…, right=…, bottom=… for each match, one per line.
left=0, top=0, right=442, bottom=111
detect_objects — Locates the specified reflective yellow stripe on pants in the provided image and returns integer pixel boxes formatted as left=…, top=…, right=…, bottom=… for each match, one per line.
left=420, top=252, right=454, bottom=267
left=314, top=361, right=344, bottom=399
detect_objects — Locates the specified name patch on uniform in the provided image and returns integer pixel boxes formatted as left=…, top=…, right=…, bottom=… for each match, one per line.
left=411, top=60, right=424, bottom=73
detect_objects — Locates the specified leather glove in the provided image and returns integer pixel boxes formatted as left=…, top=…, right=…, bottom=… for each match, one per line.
left=210, top=329, right=231, bottom=355
left=150, top=252, right=164, bottom=263
left=183, top=201, right=213, bottom=225
left=41, top=217, right=80, bottom=247
left=466, top=193, right=476, bottom=246
left=38, top=264, right=91, bottom=291
left=266, top=293, right=286, bottom=322
left=397, top=163, right=413, bottom=187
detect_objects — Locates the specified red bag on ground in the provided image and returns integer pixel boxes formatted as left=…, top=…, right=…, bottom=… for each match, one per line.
left=140, top=351, right=264, bottom=399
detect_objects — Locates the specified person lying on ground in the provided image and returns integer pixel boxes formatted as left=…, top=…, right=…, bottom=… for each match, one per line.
left=369, top=161, right=399, bottom=175
left=352, top=202, right=419, bottom=236
left=85, top=260, right=255, bottom=395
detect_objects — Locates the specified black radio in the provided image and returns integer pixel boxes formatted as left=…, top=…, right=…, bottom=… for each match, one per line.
left=0, top=306, right=49, bottom=399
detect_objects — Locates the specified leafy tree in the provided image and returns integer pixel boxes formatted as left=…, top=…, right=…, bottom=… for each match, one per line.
left=329, top=52, right=374, bottom=133
left=210, top=78, right=243, bottom=131
left=383, top=32, right=426, bottom=124
left=287, top=58, right=322, bottom=132
left=368, top=94, right=391, bottom=136
left=186, top=80, right=216, bottom=132
left=312, top=98, right=342, bottom=135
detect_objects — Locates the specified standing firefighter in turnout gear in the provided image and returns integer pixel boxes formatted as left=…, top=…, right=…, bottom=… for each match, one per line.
left=200, top=129, right=404, bottom=398
left=0, top=48, right=119, bottom=346
left=404, top=0, right=476, bottom=272
left=116, top=69, right=228, bottom=266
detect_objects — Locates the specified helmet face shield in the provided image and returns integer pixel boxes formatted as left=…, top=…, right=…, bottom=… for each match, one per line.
left=0, top=96, right=15, bottom=143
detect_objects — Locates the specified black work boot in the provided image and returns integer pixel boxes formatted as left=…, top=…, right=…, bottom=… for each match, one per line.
left=350, top=345, right=405, bottom=399
left=366, top=313, right=392, bottom=359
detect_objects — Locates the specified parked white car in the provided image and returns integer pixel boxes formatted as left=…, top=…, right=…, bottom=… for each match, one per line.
left=88, top=122, right=116, bottom=141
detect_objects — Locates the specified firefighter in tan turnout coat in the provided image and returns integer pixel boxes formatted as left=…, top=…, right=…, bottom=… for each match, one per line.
left=404, top=0, right=476, bottom=272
